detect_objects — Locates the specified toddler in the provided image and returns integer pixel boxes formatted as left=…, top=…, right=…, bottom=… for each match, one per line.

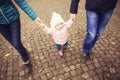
left=40, top=12, right=74, bottom=57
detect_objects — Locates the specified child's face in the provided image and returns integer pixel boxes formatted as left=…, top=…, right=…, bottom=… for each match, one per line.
left=55, top=22, right=64, bottom=30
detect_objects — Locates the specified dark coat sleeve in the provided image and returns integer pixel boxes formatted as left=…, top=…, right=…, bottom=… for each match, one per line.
left=70, top=0, right=80, bottom=14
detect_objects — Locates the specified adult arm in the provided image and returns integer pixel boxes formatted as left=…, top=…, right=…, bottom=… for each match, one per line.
left=14, top=0, right=42, bottom=24
left=70, top=0, right=80, bottom=21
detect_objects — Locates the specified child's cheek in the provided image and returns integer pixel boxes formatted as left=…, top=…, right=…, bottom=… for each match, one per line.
left=56, top=26, right=58, bottom=29
left=56, top=26, right=59, bottom=29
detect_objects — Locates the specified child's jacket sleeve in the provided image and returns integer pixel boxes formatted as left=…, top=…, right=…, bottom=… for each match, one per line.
left=65, top=19, right=74, bottom=28
left=42, top=25, right=53, bottom=35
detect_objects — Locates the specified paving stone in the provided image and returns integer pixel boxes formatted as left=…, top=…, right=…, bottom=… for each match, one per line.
left=64, top=67, right=70, bottom=72
left=93, top=76, right=99, bottom=80
left=88, top=71, right=96, bottom=77
left=47, top=72, right=53, bottom=79
left=19, top=70, right=25, bottom=77
left=88, top=64, right=95, bottom=70
left=82, top=72, right=90, bottom=79
left=66, top=61, right=72, bottom=66
left=7, top=70, right=13, bottom=76
left=70, top=65, right=76, bottom=70
left=96, top=68, right=103, bottom=74
left=71, top=59, right=77, bottom=64
left=64, top=73, right=70, bottom=79
left=53, top=70, right=59, bottom=76
left=99, top=61, right=106, bottom=67
left=41, top=75, right=48, bottom=80
left=87, top=77, right=93, bottom=80
left=13, top=76, right=19, bottom=80
left=71, top=76, right=79, bottom=80
left=58, top=75, right=65, bottom=80
left=76, top=68, right=83, bottom=74
left=82, top=66, right=89, bottom=72
left=7, top=75, right=12, bottom=80
left=94, top=62, right=101, bottom=68
left=70, top=70, right=77, bottom=76
left=76, top=63, right=81, bottom=68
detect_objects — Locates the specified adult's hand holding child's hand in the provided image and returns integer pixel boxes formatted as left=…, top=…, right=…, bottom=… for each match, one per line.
left=70, top=13, right=76, bottom=21
left=34, top=17, right=43, bottom=26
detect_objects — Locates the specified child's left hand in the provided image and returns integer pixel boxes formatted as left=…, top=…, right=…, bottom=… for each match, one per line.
left=70, top=13, right=76, bottom=21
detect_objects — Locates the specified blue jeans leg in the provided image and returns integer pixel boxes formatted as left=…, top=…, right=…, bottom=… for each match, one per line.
left=82, top=10, right=113, bottom=53
left=0, top=18, right=29, bottom=62
left=91, top=10, right=113, bottom=48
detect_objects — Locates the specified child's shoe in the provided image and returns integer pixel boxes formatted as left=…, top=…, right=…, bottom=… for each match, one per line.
left=58, top=49, right=63, bottom=57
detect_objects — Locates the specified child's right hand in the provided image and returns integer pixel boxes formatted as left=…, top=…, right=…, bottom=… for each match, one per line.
left=40, top=23, right=46, bottom=28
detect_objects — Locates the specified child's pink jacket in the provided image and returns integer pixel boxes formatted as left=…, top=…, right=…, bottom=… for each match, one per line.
left=43, top=19, right=73, bottom=45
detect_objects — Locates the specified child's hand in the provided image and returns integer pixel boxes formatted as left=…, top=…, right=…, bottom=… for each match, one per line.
left=40, top=23, right=46, bottom=28
left=70, top=13, right=76, bottom=21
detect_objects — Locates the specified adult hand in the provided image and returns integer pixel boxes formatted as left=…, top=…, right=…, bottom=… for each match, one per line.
left=34, top=17, right=43, bottom=26
left=70, top=13, right=76, bottom=21
left=39, top=23, right=46, bottom=28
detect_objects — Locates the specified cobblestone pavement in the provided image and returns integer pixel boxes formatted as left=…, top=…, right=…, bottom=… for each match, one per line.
left=0, top=0, right=120, bottom=80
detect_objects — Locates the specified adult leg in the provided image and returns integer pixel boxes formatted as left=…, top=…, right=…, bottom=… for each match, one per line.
left=10, top=18, right=32, bottom=74
left=9, top=18, right=29, bottom=62
left=91, top=10, right=113, bottom=47
left=0, top=24, right=11, bottom=43
left=0, top=18, right=32, bottom=74
left=82, top=10, right=99, bottom=54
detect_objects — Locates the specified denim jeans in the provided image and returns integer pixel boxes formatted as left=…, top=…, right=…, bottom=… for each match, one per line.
left=0, top=18, right=29, bottom=62
left=82, top=10, right=113, bottom=53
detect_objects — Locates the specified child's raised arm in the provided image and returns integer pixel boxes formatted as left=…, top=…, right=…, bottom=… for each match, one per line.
left=40, top=23, right=53, bottom=35
left=65, top=18, right=74, bottom=28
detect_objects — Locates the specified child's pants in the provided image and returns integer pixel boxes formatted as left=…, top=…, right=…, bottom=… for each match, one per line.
left=56, top=42, right=68, bottom=50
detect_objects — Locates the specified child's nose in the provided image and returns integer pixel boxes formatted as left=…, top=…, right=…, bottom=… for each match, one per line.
left=60, top=25, right=62, bottom=27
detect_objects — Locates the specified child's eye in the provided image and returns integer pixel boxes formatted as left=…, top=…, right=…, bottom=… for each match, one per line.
left=56, top=24, right=58, bottom=27
left=60, top=23, right=63, bottom=25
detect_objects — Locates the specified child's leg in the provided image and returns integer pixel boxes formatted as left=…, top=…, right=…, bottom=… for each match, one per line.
left=56, top=44, right=62, bottom=50
left=55, top=44, right=63, bottom=56
left=64, top=42, right=69, bottom=46
left=63, top=42, right=69, bottom=49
